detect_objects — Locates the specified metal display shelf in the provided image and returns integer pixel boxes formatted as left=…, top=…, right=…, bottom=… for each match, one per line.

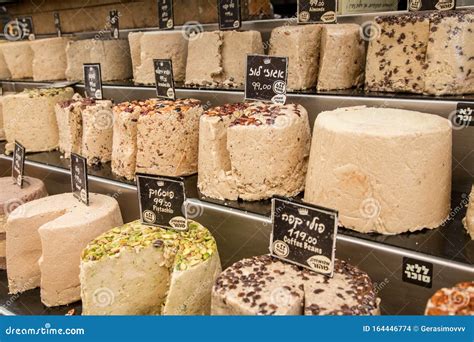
left=0, top=81, right=472, bottom=315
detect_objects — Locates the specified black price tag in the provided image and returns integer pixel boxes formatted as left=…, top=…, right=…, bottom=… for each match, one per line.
left=270, top=197, right=338, bottom=277
left=83, top=64, right=103, bottom=100
left=245, top=54, right=288, bottom=104
left=297, top=0, right=337, bottom=24
left=453, top=102, right=474, bottom=128
left=402, top=257, right=433, bottom=288
left=53, top=12, right=61, bottom=37
left=109, top=10, right=119, bottom=39
left=218, top=0, right=241, bottom=30
left=158, top=0, right=174, bottom=30
left=409, top=0, right=455, bottom=11
left=136, top=174, right=187, bottom=231
left=154, top=59, right=176, bottom=100
left=12, top=141, right=25, bottom=188
left=70, top=153, right=89, bottom=206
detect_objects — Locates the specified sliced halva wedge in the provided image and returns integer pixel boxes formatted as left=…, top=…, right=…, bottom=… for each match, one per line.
left=0, top=177, right=47, bottom=270
left=30, top=37, right=70, bottom=81
left=80, top=220, right=221, bottom=315
left=317, top=24, right=366, bottom=91
left=269, top=24, right=322, bottom=91
left=65, top=39, right=132, bottom=82
left=185, top=31, right=263, bottom=88
left=304, top=106, right=452, bottom=234
left=6, top=193, right=123, bottom=307
left=130, top=31, right=188, bottom=85
left=198, top=102, right=311, bottom=201
left=136, top=98, right=202, bottom=177
left=212, top=255, right=380, bottom=315
left=3, top=87, right=74, bottom=154
left=55, top=94, right=85, bottom=158
left=0, top=41, right=33, bottom=79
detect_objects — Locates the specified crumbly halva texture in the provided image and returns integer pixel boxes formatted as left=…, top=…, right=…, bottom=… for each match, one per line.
left=0, top=41, right=11, bottom=79
left=304, top=106, right=452, bottom=234
left=198, top=102, right=311, bottom=201
left=30, top=37, right=70, bottom=81
left=130, top=31, right=188, bottom=85
left=112, top=98, right=202, bottom=179
left=463, top=186, right=474, bottom=239
left=0, top=41, right=33, bottom=79
left=0, top=177, right=47, bottom=270
left=212, top=255, right=380, bottom=315
left=65, top=39, right=132, bottom=81
left=56, top=94, right=114, bottom=164
left=269, top=25, right=322, bottom=91
left=425, top=281, right=473, bottom=315
left=6, top=193, right=122, bottom=307
left=135, top=98, right=202, bottom=177
left=0, top=95, right=6, bottom=140
left=185, top=31, right=263, bottom=88
left=365, top=10, right=474, bottom=95
left=3, top=87, right=74, bottom=154
left=80, top=220, right=221, bottom=315
left=317, top=24, right=366, bottom=91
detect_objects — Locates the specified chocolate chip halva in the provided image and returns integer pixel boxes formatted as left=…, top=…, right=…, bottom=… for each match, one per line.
left=212, top=255, right=380, bottom=315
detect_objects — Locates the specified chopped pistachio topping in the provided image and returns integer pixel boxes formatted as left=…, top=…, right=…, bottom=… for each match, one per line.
left=24, top=87, right=72, bottom=98
left=82, top=220, right=217, bottom=271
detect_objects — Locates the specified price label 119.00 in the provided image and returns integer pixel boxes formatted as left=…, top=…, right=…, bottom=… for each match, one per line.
left=270, top=197, right=338, bottom=276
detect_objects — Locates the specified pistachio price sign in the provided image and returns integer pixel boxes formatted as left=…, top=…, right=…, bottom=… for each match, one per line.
left=270, top=197, right=338, bottom=277
left=218, top=0, right=241, bottom=30
left=70, top=153, right=89, bottom=206
left=154, top=59, right=176, bottom=100
left=83, top=63, right=103, bottom=100
left=158, top=0, right=174, bottom=29
left=408, top=0, right=455, bottom=11
left=136, top=174, right=188, bottom=231
left=245, top=54, right=288, bottom=105
left=297, top=0, right=337, bottom=24
left=12, top=141, right=25, bottom=188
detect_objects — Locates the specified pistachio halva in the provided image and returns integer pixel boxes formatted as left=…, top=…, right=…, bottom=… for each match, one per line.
left=6, top=193, right=122, bottom=307
left=304, top=106, right=452, bottom=234
left=185, top=30, right=264, bottom=88
left=3, top=87, right=74, bottom=154
left=0, top=177, right=47, bottom=270
left=365, top=10, right=474, bottom=95
left=198, top=102, right=311, bottom=201
left=112, top=98, right=202, bottom=180
left=268, top=24, right=365, bottom=91
left=55, top=94, right=114, bottom=165
left=463, top=186, right=474, bottom=239
left=65, top=39, right=132, bottom=82
left=212, top=255, right=380, bottom=315
left=425, top=281, right=473, bottom=315
left=129, top=31, right=188, bottom=85
left=30, top=37, right=70, bottom=81
left=80, top=220, right=221, bottom=315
